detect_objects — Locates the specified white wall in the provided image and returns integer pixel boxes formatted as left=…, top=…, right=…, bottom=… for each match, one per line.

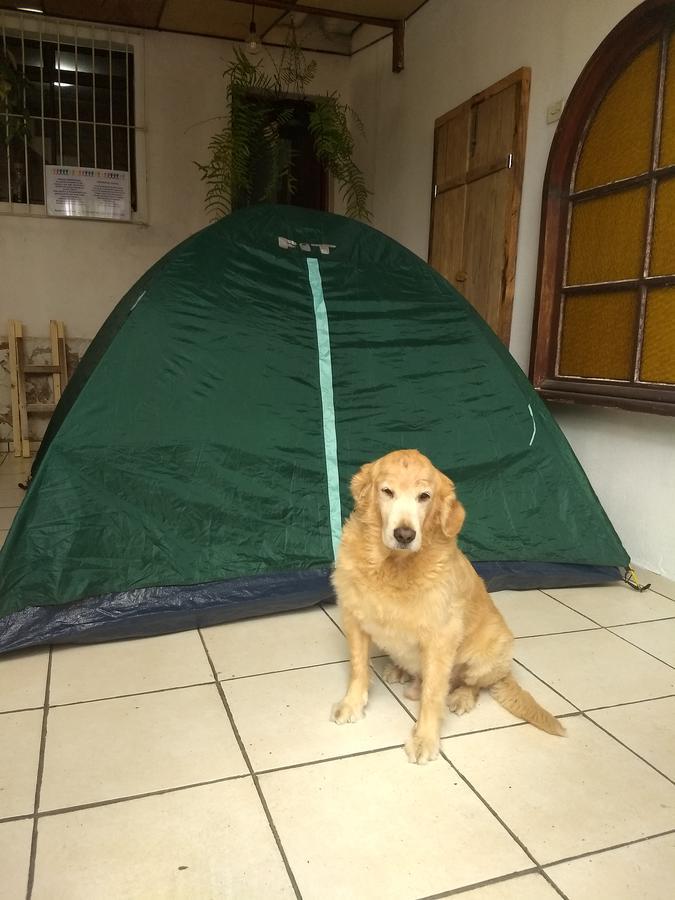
left=347, top=0, right=675, bottom=578
left=1, top=29, right=350, bottom=338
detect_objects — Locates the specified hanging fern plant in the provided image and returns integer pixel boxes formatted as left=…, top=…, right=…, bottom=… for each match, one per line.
left=0, top=47, right=30, bottom=147
left=196, top=24, right=370, bottom=221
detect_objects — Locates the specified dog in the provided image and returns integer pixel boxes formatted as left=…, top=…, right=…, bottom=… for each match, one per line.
left=330, top=449, right=565, bottom=764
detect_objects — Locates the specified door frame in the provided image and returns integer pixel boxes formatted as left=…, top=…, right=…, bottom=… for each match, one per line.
left=428, top=67, right=531, bottom=345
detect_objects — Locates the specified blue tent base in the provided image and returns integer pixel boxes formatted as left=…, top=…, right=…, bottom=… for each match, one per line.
left=0, top=562, right=622, bottom=655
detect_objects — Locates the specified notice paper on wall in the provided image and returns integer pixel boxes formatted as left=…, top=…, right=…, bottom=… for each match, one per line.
left=45, top=165, right=131, bottom=221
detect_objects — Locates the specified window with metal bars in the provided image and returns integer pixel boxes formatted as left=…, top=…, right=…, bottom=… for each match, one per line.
left=531, top=0, right=675, bottom=416
left=0, top=13, right=139, bottom=214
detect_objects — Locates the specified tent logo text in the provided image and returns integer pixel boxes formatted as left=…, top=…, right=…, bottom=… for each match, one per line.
left=278, top=236, right=336, bottom=255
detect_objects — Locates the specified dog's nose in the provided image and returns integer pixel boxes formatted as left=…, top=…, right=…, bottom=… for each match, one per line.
left=393, top=526, right=416, bottom=545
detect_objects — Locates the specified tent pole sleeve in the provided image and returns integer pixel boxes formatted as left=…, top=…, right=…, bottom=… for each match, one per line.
left=306, top=258, right=342, bottom=558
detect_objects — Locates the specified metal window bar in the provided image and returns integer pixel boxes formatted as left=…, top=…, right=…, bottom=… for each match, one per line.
left=125, top=29, right=131, bottom=179
left=75, top=23, right=80, bottom=167
left=56, top=21, right=62, bottom=166
left=2, top=20, right=12, bottom=211
left=91, top=27, right=96, bottom=168
left=20, top=16, right=30, bottom=206
left=108, top=32, right=113, bottom=168
left=39, top=19, right=46, bottom=204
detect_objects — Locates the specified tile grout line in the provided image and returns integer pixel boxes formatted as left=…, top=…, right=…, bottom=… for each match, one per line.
left=218, top=656, right=374, bottom=683
left=34, top=773, right=251, bottom=820
left=48, top=680, right=216, bottom=709
left=583, top=691, right=675, bottom=713
left=510, top=626, right=601, bottom=640
left=581, top=710, right=675, bottom=786
left=644, top=587, right=675, bottom=603
left=537, top=590, right=603, bottom=626
left=513, top=657, right=675, bottom=787
left=511, top=658, right=584, bottom=714
left=25, top=646, right=52, bottom=900
left=438, top=747, right=570, bottom=900
left=538, top=586, right=675, bottom=632
left=414, top=865, right=541, bottom=900
left=1, top=654, right=395, bottom=718
left=606, top=626, right=675, bottom=672
left=365, top=649, right=570, bottom=897
left=542, top=824, right=675, bottom=869
left=609, top=613, right=675, bottom=626
left=513, top=657, right=675, bottom=718
left=254, top=742, right=407, bottom=777
left=0, top=705, right=44, bottom=717
left=197, top=629, right=303, bottom=900
left=439, top=711, right=581, bottom=742
left=319, top=603, right=345, bottom=636
left=369, top=659, right=418, bottom=723
left=0, top=812, right=34, bottom=826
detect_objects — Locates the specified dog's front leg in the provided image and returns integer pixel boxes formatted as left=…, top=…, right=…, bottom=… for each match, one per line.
left=405, top=638, right=457, bottom=764
left=331, top=610, right=371, bottom=724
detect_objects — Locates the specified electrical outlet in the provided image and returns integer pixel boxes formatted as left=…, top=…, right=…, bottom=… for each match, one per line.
left=546, top=98, right=564, bottom=124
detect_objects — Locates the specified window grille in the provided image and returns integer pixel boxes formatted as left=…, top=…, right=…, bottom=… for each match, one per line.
left=0, top=11, right=145, bottom=219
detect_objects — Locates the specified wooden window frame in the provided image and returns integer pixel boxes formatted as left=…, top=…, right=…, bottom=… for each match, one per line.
left=530, top=0, right=675, bottom=416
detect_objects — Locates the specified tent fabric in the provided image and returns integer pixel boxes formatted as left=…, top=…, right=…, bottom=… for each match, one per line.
left=0, top=205, right=629, bottom=654
left=0, top=562, right=621, bottom=655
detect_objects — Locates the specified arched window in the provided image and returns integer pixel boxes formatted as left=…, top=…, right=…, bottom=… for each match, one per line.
left=531, top=0, right=675, bottom=415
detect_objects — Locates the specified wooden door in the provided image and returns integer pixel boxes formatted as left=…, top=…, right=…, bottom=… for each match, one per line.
left=429, top=69, right=530, bottom=344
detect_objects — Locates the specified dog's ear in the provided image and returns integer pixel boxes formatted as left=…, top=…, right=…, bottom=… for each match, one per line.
left=437, top=471, right=466, bottom=538
left=351, top=462, right=374, bottom=509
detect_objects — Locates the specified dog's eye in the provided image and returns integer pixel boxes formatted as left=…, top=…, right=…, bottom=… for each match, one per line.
left=418, top=492, right=431, bottom=502
left=381, top=487, right=394, bottom=498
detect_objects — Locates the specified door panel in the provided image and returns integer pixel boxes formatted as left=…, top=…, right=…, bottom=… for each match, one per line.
left=434, top=106, right=471, bottom=188
left=469, top=84, right=517, bottom=174
left=463, top=169, right=511, bottom=333
left=429, top=185, right=466, bottom=286
left=428, top=69, right=530, bottom=345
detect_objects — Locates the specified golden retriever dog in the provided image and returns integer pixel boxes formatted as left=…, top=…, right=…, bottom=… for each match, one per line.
left=331, top=449, right=565, bottom=764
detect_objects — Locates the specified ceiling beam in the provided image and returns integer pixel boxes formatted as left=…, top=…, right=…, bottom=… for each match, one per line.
left=227, top=0, right=397, bottom=29
left=227, top=0, right=405, bottom=70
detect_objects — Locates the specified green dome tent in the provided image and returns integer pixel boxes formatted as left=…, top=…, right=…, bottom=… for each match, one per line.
left=0, top=205, right=628, bottom=653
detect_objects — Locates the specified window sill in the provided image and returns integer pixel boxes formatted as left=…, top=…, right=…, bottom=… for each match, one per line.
left=0, top=202, right=146, bottom=225
left=535, top=379, right=675, bottom=417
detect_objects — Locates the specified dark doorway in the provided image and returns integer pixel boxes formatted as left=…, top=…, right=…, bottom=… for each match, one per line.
left=232, top=93, right=328, bottom=212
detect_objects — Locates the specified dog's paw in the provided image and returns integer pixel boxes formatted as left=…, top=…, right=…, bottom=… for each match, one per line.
left=403, top=678, right=421, bottom=701
left=383, top=663, right=411, bottom=684
left=331, top=699, right=365, bottom=724
left=447, top=686, right=478, bottom=716
left=405, top=730, right=440, bottom=765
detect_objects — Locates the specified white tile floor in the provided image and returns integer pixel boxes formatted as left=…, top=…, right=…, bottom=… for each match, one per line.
left=1, top=454, right=675, bottom=899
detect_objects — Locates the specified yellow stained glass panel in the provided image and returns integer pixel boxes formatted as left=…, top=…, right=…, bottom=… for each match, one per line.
left=659, top=30, right=675, bottom=165
left=575, top=41, right=658, bottom=191
left=559, top=291, right=638, bottom=380
left=641, top=288, right=675, bottom=383
left=567, top=188, right=647, bottom=285
left=650, top=176, right=675, bottom=275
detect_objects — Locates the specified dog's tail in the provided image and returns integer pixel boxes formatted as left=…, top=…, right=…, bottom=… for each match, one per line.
left=489, top=674, right=566, bottom=736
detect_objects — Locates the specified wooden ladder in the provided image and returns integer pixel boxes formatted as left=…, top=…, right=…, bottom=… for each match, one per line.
left=8, top=320, right=68, bottom=458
